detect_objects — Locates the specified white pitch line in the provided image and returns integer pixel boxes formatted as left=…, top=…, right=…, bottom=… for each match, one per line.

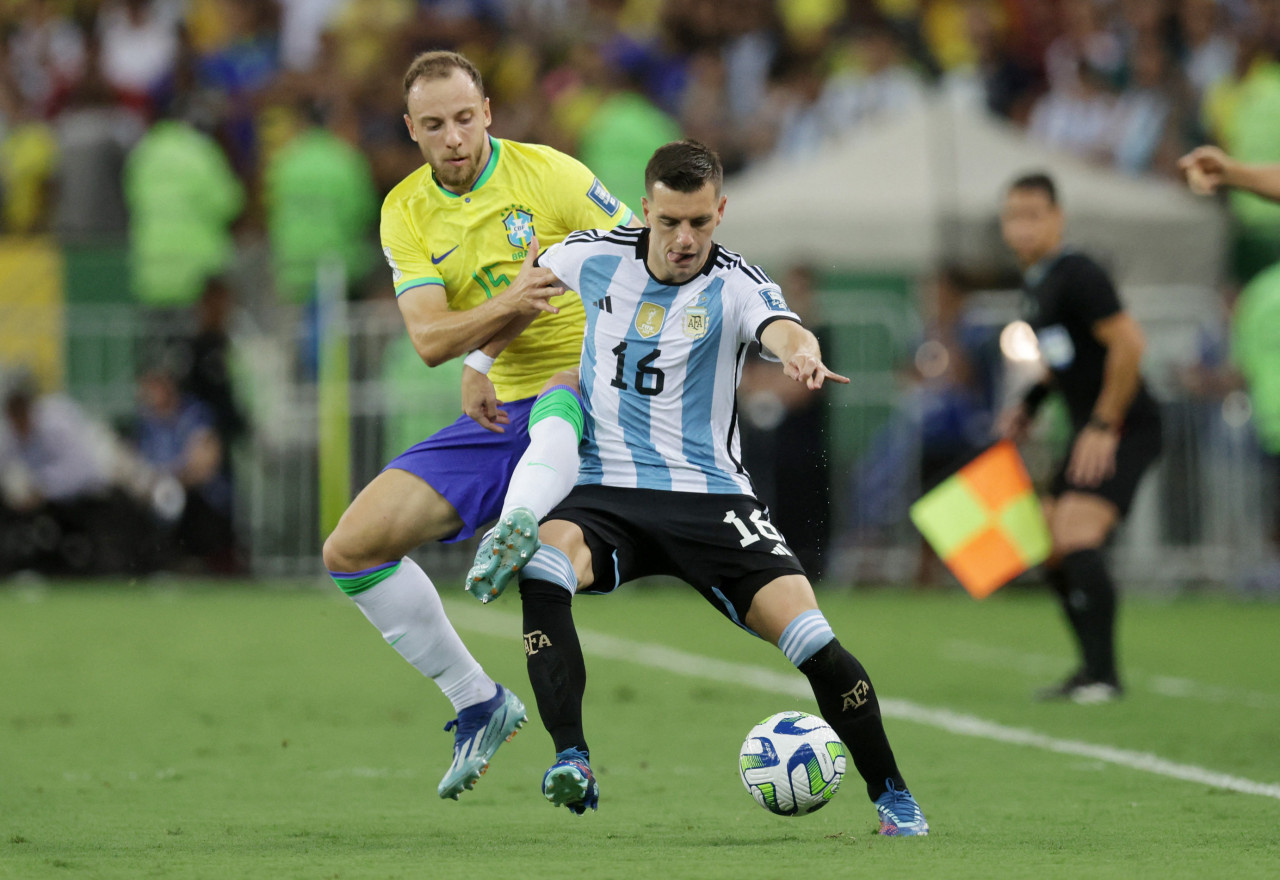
left=448, top=603, right=1280, bottom=801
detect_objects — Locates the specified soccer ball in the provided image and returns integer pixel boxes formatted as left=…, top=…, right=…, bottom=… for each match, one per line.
left=738, top=711, right=846, bottom=816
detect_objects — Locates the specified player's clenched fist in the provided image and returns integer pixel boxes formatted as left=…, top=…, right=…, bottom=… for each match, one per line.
left=1178, top=146, right=1231, bottom=196
left=507, top=236, right=565, bottom=315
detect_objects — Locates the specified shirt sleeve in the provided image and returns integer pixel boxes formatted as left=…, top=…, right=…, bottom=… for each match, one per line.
left=541, top=150, right=634, bottom=231
left=731, top=273, right=802, bottom=354
left=537, top=239, right=584, bottom=296
left=1067, top=256, right=1123, bottom=326
left=379, top=193, right=444, bottom=298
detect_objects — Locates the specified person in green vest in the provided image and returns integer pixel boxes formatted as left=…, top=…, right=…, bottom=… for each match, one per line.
left=1193, top=36, right=1280, bottom=283
left=264, top=101, right=379, bottom=304
left=123, top=106, right=245, bottom=308
left=1232, top=263, right=1280, bottom=576
left=1181, top=145, right=1280, bottom=583
left=576, top=74, right=681, bottom=220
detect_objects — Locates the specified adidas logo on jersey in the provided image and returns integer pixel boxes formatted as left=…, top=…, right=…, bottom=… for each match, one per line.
left=592, top=296, right=613, bottom=313
left=771, top=544, right=793, bottom=556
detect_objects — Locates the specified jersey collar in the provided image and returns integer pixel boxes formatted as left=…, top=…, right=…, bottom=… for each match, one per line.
left=1024, top=247, right=1070, bottom=288
left=432, top=136, right=501, bottom=198
left=635, top=228, right=722, bottom=286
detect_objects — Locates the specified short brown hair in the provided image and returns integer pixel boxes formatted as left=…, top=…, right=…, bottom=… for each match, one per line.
left=402, top=51, right=484, bottom=106
left=644, top=140, right=723, bottom=197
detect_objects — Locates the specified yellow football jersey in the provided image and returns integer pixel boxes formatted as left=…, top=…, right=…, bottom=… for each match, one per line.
left=380, top=136, right=633, bottom=401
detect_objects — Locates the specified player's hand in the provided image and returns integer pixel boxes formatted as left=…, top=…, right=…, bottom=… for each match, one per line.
left=996, top=404, right=1031, bottom=443
left=462, top=365, right=509, bottom=433
left=782, top=352, right=849, bottom=390
left=1067, top=425, right=1118, bottom=487
left=506, top=237, right=565, bottom=316
left=1178, top=146, right=1230, bottom=196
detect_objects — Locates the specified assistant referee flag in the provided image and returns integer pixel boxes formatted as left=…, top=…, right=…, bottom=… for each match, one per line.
left=909, top=441, right=1051, bottom=599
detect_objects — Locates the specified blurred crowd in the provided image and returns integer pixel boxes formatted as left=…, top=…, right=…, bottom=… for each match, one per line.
left=3, top=0, right=1280, bottom=580
left=3, top=0, right=1280, bottom=245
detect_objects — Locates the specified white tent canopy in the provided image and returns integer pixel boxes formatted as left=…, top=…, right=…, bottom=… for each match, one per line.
left=717, top=100, right=1227, bottom=288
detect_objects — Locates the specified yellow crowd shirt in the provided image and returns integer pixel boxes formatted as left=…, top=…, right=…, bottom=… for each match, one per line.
left=380, top=136, right=633, bottom=401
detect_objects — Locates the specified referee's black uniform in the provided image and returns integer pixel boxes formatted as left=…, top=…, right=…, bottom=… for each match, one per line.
left=1023, top=249, right=1162, bottom=692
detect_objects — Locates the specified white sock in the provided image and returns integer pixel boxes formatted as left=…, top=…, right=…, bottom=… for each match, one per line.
left=501, top=414, right=580, bottom=521
left=350, top=557, right=497, bottom=712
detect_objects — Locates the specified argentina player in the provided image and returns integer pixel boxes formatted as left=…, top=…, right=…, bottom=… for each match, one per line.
left=470, top=141, right=929, bottom=835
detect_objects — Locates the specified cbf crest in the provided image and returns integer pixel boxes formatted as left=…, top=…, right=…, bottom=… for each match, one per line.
left=635, top=302, right=666, bottom=338
left=502, top=207, right=535, bottom=249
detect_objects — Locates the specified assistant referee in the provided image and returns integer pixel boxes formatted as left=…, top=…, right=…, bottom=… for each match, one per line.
left=997, top=172, right=1162, bottom=703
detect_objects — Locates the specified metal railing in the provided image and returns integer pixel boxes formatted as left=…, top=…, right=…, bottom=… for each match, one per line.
left=38, top=286, right=1277, bottom=588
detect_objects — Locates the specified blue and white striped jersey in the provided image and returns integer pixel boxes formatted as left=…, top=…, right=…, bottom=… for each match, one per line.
left=540, top=226, right=800, bottom=495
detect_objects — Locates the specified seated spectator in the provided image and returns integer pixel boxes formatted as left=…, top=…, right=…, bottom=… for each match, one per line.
left=1027, top=60, right=1117, bottom=165
left=1177, top=0, right=1236, bottom=106
left=1044, top=0, right=1125, bottom=93
left=747, top=48, right=826, bottom=160
left=129, top=366, right=239, bottom=573
left=1110, top=35, right=1191, bottom=177
left=942, top=0, right=1041, bottom=123
left=5, top=0, right=87, bottom=118
left=0, top=374, right=156, bottom=575
left=97, top=0, right=182, bottom=117
left=819, top=22, right=927, bottom=143
left=52, top=35, right=146, bottom=243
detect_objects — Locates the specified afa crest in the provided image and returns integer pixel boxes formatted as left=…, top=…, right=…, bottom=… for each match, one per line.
left=502, top=208, right=535, bottom=249
left=683, top=306, right=708, bottom=339
left=635, top=302, right=666, bottom=338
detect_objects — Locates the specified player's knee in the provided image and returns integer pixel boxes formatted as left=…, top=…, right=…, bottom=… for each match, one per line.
left=540, top=369, right=579, bottom=395
left=322, top=524, right=388, bottom=575
left=1051, top=524, right=1108, bottom=556
left=321, top=530, right=356, bottom=574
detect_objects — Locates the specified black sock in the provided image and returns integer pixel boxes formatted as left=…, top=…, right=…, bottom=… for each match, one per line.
left=519, top=577, right=588, bottom=756
left=1059, top=548, right=1119, bottom=684
left=1046, top=564, right=1088, bottom=672
left=798, top=638, right=904, bottom=801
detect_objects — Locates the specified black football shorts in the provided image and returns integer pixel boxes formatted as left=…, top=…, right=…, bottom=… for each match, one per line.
left=1050, top=420, right=1162, bottom=517
left=546, top=484, right=807, bottom=631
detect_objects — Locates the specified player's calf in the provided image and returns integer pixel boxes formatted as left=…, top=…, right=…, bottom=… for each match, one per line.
left=775, top=609, right=928, bottom=832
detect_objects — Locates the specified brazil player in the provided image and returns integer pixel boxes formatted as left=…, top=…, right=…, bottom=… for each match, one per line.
left=320, top=50, right=634, bottom=800
left=997, top=172, right=1161, bottom=703
left=476, top=141, right=929, bottom=835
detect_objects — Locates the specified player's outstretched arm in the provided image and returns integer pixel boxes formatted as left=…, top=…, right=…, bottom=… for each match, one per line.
left=396, top=236, right=565, bottom=367
left=1179, top=145, right=1280, bottom=202
left=759, top=320, right=849, bottom=390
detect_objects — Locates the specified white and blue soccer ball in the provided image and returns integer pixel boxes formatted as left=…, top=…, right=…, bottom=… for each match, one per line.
left=739, top=711, right=847, bottom=816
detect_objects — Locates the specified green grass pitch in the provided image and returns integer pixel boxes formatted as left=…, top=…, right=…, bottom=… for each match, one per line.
left=3, top=579, right=1278, bottom=879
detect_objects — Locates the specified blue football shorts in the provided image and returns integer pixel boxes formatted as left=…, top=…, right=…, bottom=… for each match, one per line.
left=383, top=396, right=536, bottom=543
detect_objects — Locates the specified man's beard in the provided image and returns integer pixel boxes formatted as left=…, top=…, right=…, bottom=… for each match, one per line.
left=435, top=152, right=479, bottom=188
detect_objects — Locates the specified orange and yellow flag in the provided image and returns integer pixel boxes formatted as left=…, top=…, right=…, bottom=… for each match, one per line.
left=908, top=441, right=1051, bottom=599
